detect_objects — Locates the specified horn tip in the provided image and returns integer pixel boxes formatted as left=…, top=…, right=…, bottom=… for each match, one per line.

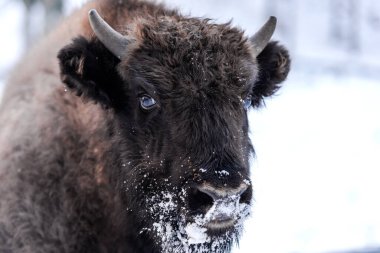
left=269, top=16, right=277, bottom=26
left=269, top=16, right=277, bottom=21
left=88, top=9, right=98, bottom=17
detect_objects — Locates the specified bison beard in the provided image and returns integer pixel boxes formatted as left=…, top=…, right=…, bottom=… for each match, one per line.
left=128, top=175, right=251, bottom=252
left=144, top=191, right=249, bottom=253
left=0, top=0, right=290, bottom=252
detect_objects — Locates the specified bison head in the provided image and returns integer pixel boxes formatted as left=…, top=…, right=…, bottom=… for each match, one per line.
left=58, top=9, right=290, bottom=253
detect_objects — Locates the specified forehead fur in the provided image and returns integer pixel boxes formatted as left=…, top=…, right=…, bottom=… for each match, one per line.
left=120, top=16, right=257, bottom=98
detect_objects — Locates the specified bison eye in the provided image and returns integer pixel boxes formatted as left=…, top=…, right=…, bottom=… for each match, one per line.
left=139, top=95, right=157, bottom=110
left=242, top=95, right=252, bottom=110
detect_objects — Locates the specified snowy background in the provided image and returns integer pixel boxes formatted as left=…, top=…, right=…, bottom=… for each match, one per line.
left=1, top=0, right=380, bottom=252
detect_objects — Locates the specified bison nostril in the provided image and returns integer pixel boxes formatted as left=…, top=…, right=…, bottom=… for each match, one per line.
left=188, top=186, right=214, bottom=214
left=239, top=186, right=252, bottom=204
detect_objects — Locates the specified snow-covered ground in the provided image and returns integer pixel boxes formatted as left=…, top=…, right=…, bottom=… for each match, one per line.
left=1, top=1, right=380, bottom=252
left=242, top=72, right=380, bottom=253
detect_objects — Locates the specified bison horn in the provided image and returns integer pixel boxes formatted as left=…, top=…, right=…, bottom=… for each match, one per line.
left=88, top=9, right=130, bottom=59
left=250, top=16, right=277, bottom=57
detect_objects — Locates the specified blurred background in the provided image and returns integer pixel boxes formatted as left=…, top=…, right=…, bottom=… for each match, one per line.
left=0, top=0, right=379, bottom=252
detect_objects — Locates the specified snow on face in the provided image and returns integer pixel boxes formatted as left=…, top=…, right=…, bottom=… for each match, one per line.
left=143, top=189, right=251, bottom=253
left=184, top=223, right=208, bottom=244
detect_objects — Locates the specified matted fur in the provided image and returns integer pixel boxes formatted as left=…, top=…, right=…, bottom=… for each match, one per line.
left=0, top=0, right=290, bottom=252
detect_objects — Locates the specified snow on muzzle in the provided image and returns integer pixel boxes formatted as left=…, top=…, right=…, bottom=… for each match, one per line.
left=189, top=183, right=250, bottom=230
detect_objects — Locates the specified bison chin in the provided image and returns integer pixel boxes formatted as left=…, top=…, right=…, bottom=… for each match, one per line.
left=142, top=187, right=251, bottom=253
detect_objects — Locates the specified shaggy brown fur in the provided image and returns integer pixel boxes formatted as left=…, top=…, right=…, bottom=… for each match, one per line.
left=0, top=0, right=290, bottom=252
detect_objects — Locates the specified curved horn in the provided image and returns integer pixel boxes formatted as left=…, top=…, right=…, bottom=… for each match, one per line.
left=250, top=16, right=277, bottom=57
left=88, top=9, right=130, bottom=59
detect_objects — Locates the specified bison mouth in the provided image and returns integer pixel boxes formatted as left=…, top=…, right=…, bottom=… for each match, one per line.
left=144, top=184, right=251, bottom=253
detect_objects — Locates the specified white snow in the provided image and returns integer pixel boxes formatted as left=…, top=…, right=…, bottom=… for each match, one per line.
left=145, top=188, right=251, bottom=252
left=185, top=222, right=208, bottom=245
left=204, top=196, right=240, bottom=223
left=215, top=170, right=230, bottom=176
left=237, top=73, right=380, bottom=253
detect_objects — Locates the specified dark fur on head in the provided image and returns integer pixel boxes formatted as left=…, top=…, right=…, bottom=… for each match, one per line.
left=0, top=0, right=290, bottom=252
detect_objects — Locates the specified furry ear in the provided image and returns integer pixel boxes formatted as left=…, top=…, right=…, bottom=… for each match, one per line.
left=252, top=41, right=291, bottom=107
left=57, top=36, right=124, bottom=108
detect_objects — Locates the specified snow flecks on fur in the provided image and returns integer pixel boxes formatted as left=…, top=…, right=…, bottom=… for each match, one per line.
left=243, top=179, right=251, bottom=186
left=184, top=222, right=207, bottom=244
left=144, top=189, right=251, bottom=253
left=215, top=170, right=230, bottom=176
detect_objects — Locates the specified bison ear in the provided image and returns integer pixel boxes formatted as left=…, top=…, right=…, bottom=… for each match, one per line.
left=252, top=41, right=291, bottom=107
left=57, top=36, right=124, bottom=108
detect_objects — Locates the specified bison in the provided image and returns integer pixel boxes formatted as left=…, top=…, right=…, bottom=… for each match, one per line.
left=0, top=0, right=290, bottom=252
